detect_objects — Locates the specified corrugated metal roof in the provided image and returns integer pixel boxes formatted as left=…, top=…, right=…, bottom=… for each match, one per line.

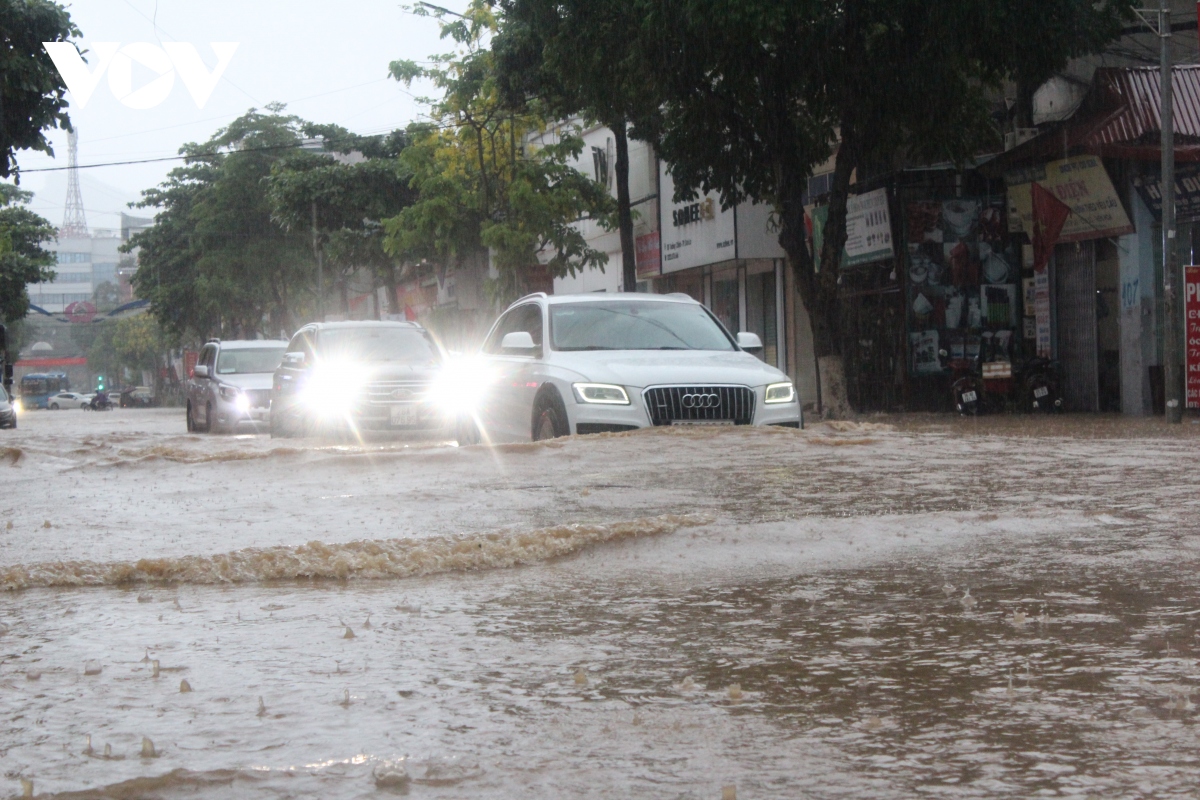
left=982, top=66, right=1200, bottom=175
left=1089, top=66, right=1200, bottom=145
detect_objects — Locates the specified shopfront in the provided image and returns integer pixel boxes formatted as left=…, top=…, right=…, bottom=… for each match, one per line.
left=652, top=162, right=804, bottom=388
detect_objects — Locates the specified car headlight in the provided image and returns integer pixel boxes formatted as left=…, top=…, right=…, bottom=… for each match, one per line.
left=430, top=355, right=494, bottom=415
left=218, top=385, right=251, bottom=414
left=572, top=383, right=630, bottom=405
left=302, top=363, right=369, bottom=417
left=764, top=382, right=796, bottom=404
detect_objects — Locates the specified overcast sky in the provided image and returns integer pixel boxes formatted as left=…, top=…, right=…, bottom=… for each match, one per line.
left=13, top=0, right=467, bottom=232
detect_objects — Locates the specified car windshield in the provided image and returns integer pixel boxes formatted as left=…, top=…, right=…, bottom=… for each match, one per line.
left=216, top=347, right=287, bottom=375
left=317, top=327, right=441, bottom=364
left=550, top=301, right=735, bottom=351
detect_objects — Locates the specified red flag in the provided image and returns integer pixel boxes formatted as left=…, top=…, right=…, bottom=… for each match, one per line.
left=1031, top=182, right=1071, bottom=274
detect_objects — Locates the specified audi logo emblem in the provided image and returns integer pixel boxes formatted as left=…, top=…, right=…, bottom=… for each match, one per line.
left=681, top=393, right=721, bottom=409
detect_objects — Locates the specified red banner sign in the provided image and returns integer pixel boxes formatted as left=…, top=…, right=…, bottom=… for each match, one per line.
left=183, top=350, right=199, bottom=379
left=636, top=231, right=661, bottom=279
left=1186, top=265, right=1200, bottom=410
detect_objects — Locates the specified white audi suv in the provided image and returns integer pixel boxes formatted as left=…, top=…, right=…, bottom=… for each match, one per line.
left=443, top=292, right=801, bottom=443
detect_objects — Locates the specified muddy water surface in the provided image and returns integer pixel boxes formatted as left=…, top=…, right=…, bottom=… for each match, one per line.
left=2, top=410, right=1199, bottom=798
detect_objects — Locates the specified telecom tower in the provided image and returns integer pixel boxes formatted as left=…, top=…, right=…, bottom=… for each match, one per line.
left=60, top=128, right=88, bottom=237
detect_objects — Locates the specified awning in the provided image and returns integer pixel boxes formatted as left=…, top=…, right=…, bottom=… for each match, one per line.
left=983, top=66, right=1200, bottom=176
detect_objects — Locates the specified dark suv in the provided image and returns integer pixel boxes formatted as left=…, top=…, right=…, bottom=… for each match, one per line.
left=270, top=321, right=448, bottom=438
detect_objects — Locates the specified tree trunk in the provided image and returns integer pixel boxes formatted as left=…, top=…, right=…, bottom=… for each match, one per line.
left=808, top=124, right=861, bottom=418
left=774, top=129, right=858, bottom=419
left=612, top=119, right=638, bottom=292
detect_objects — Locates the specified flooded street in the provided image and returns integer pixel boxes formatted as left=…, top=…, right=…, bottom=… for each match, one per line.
left=3, top=410, right=1200, bottom=798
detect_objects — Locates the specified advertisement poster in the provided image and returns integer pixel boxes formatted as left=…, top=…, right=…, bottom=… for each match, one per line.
left=635, top=231, right=661, bottom=278
left=1035, top=271, right=1052, bottom=358
left=904, top=196, right=1020, bottom=375
left=1186, top=265, right=1200, bottom=410
left=844, top=189, right=895, bottom=267
left=1006, top=155, right=1133, bottom=242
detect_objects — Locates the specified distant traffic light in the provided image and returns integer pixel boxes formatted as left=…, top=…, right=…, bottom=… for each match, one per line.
left=97, top=375, right=105, bottom=391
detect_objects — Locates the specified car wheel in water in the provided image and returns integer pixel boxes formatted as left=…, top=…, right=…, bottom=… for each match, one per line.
left=50, top=403, right=59, bottom=410
left=454, top=415, right=481, bottom=446
left=532, top=391, right=569, bottom=441
left=198, top=402, right=212, bottom=433
left=186, top=402, right=196, bottom=432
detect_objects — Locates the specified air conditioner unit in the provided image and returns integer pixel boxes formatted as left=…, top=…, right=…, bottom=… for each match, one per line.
left=1003, top=128, right=1040, bottom=152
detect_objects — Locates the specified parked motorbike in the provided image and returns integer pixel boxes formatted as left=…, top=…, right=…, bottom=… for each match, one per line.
left=1016, top=356, right=1064, bottom=413
left=940, top=349, right=986, bottom=415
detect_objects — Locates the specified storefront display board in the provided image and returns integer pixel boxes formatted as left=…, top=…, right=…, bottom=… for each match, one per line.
left=903, top=196, right=1023, bottom=376
left=1006, top=156, right=1133, bottom=242
left=1186, top=265, right=1200, bottom=410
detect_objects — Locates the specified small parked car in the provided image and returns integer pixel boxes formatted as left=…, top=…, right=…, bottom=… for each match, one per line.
left=270, top=321, right=447, bottom=438
left=454, top=292, right=801, bottom=443
left=187, top=339, right=288, bottom=433
left=48, top=391, right=89, bottom=410
left=0, top=387, right=16, bottom=429
left=119, top=386, right=157, bottom=408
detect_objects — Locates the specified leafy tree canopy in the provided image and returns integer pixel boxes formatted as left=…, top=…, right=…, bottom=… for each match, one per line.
left=384, top=0, right=616, bottom=304
left=0, top=0, right=79, bottom=178
left=632, top=0, right=1134, bottom=413
left=0, top=182, right=57, bottom=323
left=126, top=107, right=317, bottom=342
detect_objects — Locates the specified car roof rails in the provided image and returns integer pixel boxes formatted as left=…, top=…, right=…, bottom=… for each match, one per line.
left=513, top=292, right=548, bottom=304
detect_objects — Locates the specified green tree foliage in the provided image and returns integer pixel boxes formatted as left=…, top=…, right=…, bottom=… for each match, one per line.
left=384, top=0, right=615, bottom=305
left=634, top=0, right=1134, bottom=413
left=494, top=0, right=661, bottom=291
left=0, top=0, right=79, bottom=178
left=127, top=107, right=317, bottom=342
left=266, top=127, right=415, bottom=315
left=0, top=183, right=56, bottom=323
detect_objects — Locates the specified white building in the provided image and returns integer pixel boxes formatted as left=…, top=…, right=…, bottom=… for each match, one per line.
left=28, top=229, right=122, bottom=314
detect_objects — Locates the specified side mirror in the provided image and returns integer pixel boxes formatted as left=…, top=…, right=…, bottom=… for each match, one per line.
left=282, top=352, right=306, bottom=367
left=193, top=365, right=210, bottom=379
left=736, top=332, right=764, bottom=351
left=500, top=331, right=538, bottom=352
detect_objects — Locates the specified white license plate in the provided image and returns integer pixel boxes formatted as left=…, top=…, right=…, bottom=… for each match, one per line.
left=1033, top=386, right=1049, bottom=398
left=389, top=405, right=419, bottom=427
left=672, top=419, right=734, bottom=426
left=961, top=391, right=978, bottom=403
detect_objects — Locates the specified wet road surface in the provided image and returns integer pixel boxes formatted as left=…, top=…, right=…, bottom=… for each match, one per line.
left=2, top=409, right=1199, bottom=798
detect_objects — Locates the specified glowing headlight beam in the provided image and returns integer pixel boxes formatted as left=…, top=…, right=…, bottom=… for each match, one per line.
left=764, top=382, right=796, bottom=404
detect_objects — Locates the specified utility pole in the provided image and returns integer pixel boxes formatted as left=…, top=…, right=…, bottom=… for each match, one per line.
left=312, top=200, right=324, bottom=322
left=1138, top=2, right=1182, bottom=422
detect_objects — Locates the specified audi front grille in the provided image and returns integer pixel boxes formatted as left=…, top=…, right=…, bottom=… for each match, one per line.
left=642, top=385, right=755, bottom=426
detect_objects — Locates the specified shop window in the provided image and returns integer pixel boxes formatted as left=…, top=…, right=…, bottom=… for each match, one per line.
left=711, top=274, right=738, bottom=334
left=745, top=269, right=779, bottom=366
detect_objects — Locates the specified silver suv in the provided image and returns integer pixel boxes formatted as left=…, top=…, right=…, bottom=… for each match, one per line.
left=270, top=321, right=447, bottom=438
left=187, top=339, right=288, bottom=433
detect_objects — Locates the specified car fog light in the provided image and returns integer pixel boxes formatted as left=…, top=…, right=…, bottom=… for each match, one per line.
left=572, top=383, right=630, bottom=405
left=764, top=382, right=796, bottom=404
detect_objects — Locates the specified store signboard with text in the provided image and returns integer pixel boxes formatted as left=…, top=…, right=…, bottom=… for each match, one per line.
left=844, top=189, right=895, bottom=267
left=1186, top=265, right=1200, bottom=410
left=658, top=164, right=736, bottom=274
left=1006, top=156, right=1133, bottom=242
